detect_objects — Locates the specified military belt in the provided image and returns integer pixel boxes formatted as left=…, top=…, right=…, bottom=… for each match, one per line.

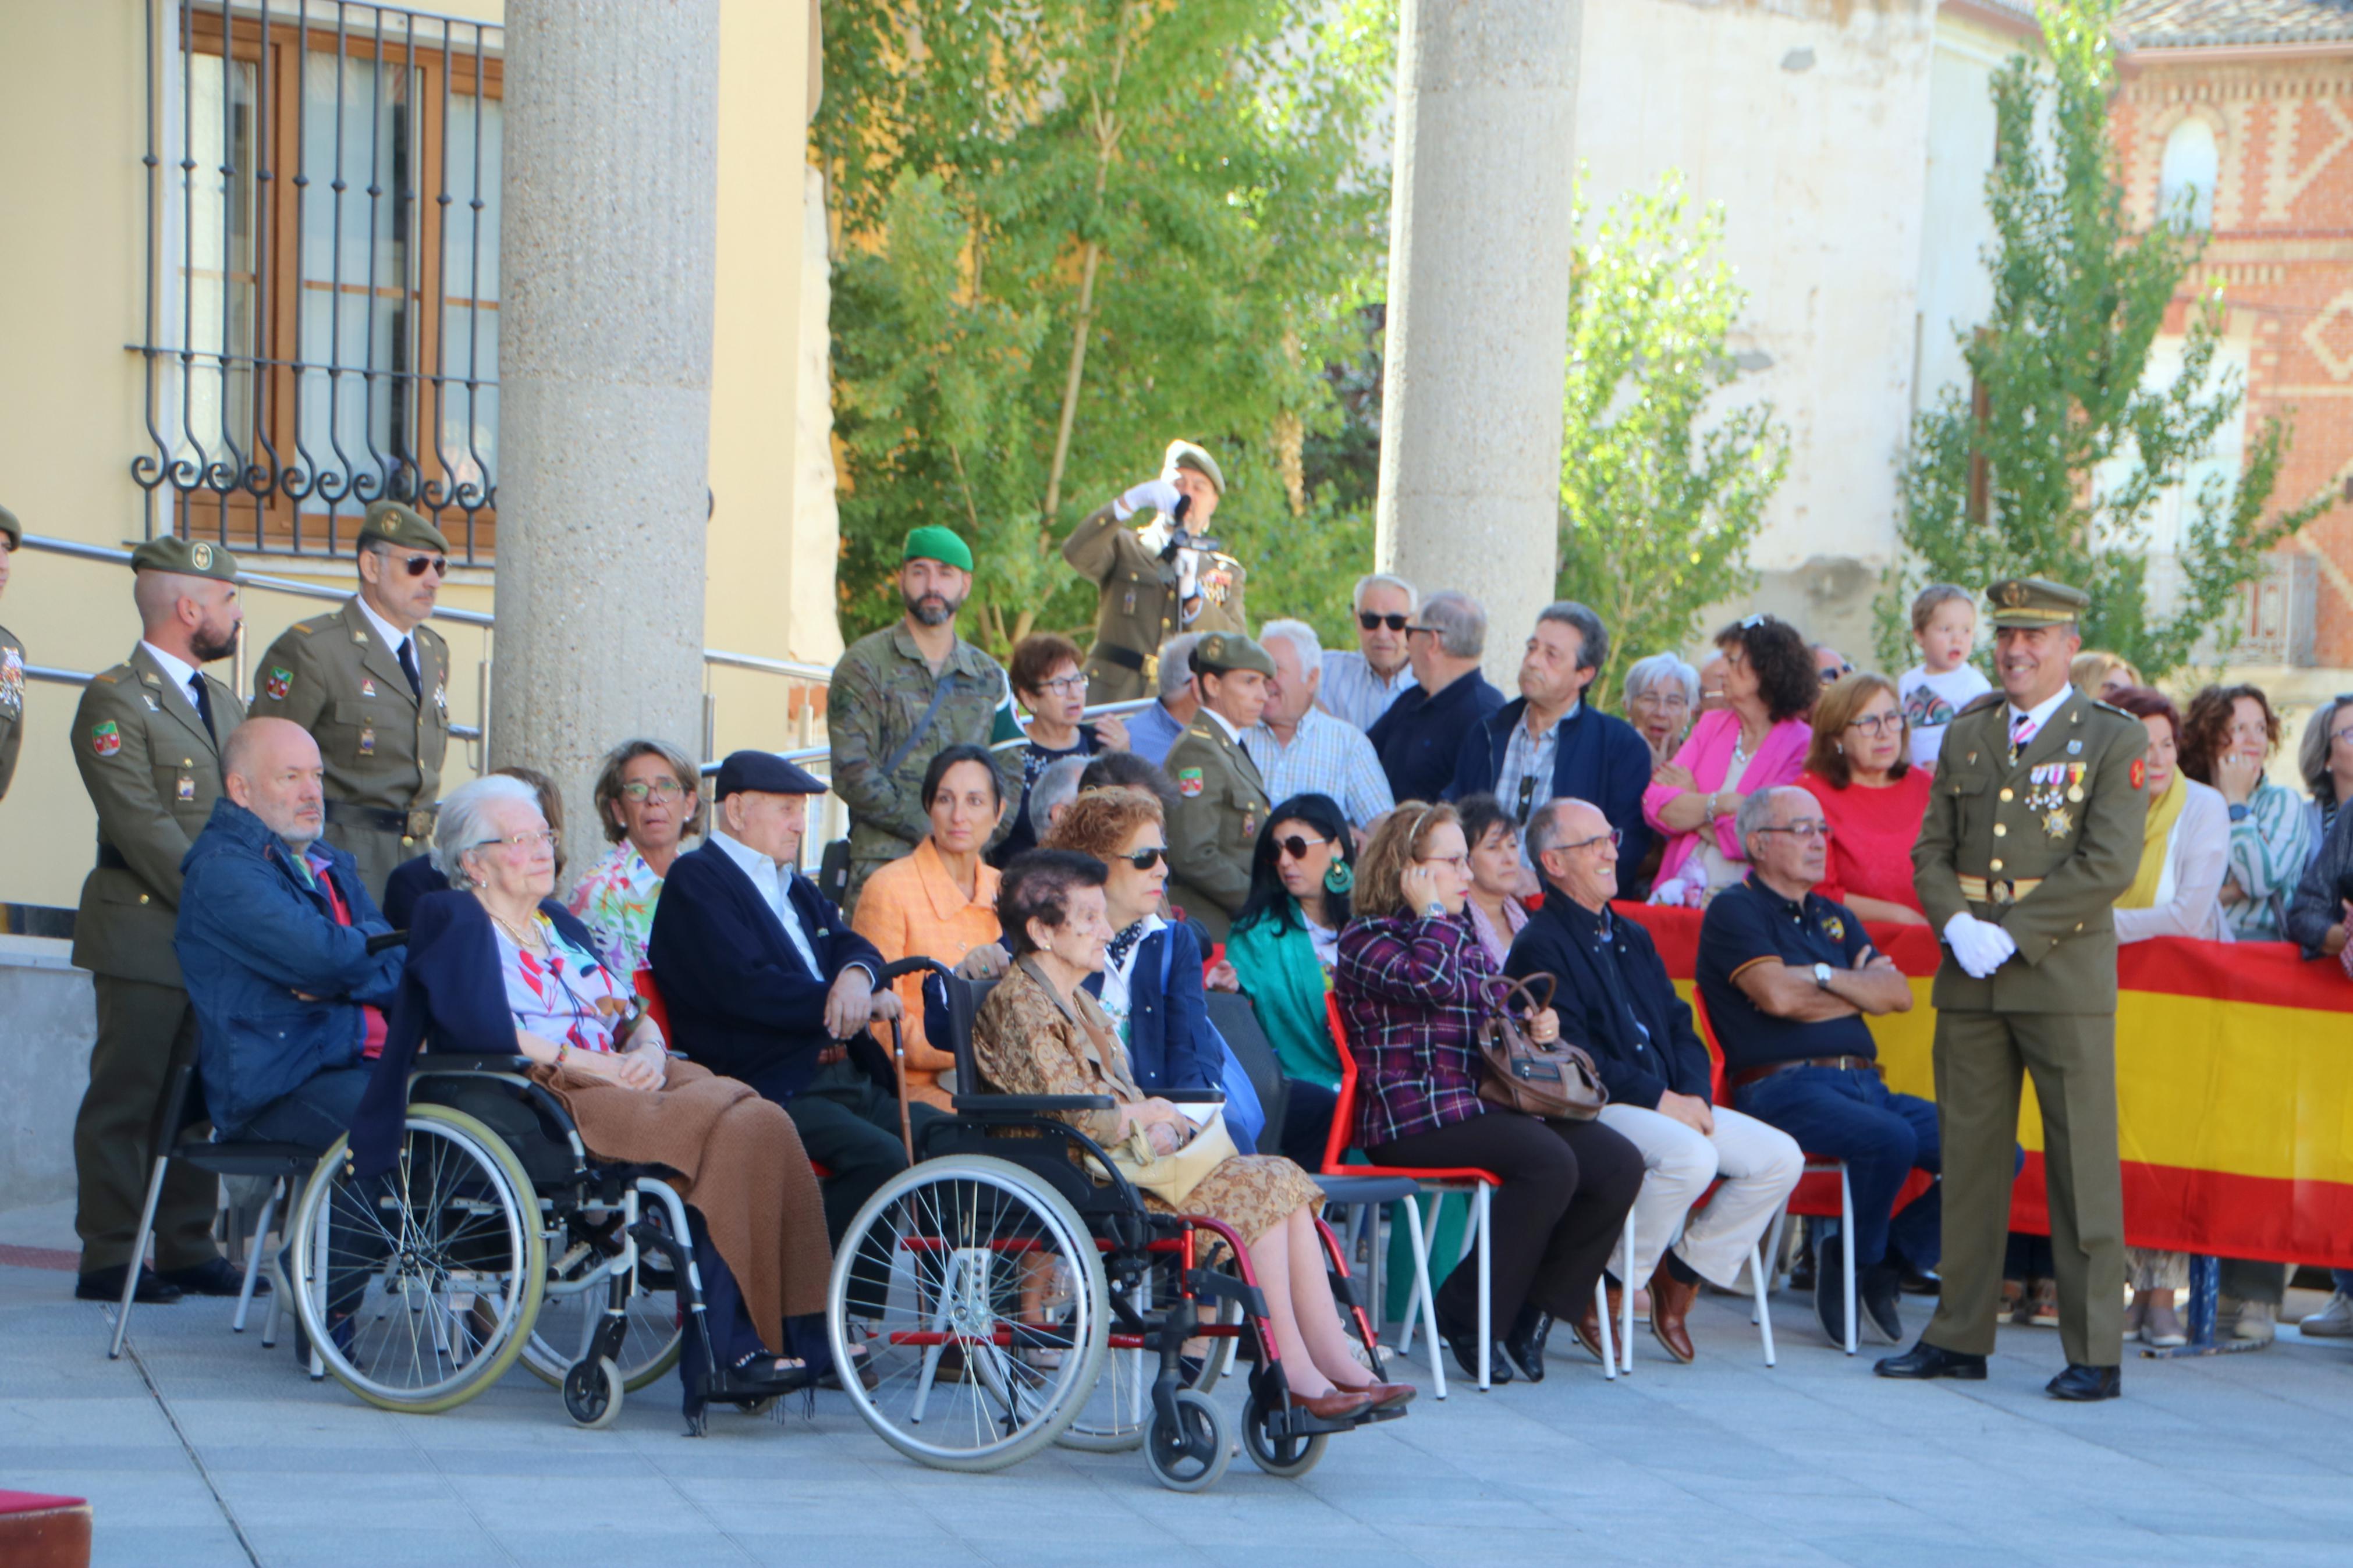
left=1091, top=642, right=1149, bottom=673
left=325, top=799, right=439, bottom=840
left=1957, top=873, right=2043, bottom=905
left=95, top=841, right=132, bottom=873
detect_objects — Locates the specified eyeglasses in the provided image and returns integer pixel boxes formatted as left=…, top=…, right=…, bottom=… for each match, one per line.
left=1115, top=846, right=1165, bottom=872
left=395, top=553, right=449, bottom=578
left=1819, top=664, right=1852, bottom=684
left=1416, top=852, right=1470, bottom=871
left=1755, top=822, right=1833, bottom=842
left=1545, top=828, right=1621, bottom=856
left=620, top=778, right=687, bottom=803
left=1038, top=673, right=1088, bottom=696
left=1358, top=611, right=1410, bottom=632
left=477, top=829, right=560, bottom=854
left=1846, top=713, right=1902, bottom=736
left=1273, top=834, right=1330, bottom=862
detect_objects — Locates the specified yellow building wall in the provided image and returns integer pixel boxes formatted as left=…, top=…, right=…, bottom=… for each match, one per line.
left=0, top=0, right=834, bottom=913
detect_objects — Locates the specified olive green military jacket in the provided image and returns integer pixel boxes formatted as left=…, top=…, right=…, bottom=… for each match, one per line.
left=1165, top=714, right=1269, bottom=940
left=69, top=644, right=246, bottom=986
left=1912, top=688, right=2148, bottom=1015
left=0, top=624, right=23, bottom=802
left=1062, top=502, right=1249, bottom=703
left=829, top=623, right=1018, bottom=867
left=246, top=597, right=451, bottom=819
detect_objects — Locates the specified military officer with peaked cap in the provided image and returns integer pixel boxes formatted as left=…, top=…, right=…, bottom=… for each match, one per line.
left=69, top=535, right=250, bottom=1304
left=1878, top=577, right=2146, bottom=1402
left=1063, top=439, right=1250, bottom=705
left=1163, top=631, right=1276, bottom=941
left=247, top=500, right=454, bottom=902
left=0, top=503, right=24, bottom=802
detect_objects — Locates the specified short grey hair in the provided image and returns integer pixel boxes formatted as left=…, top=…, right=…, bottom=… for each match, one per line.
left=1415, top=591, right=1486, bottom=660
left=1352, top=573, right=1417, bottom=614
left=433, top=773, right=543, bottom=884
left=1029, top=754, right=1092, bottom=840
left=1735, top=785, right=1809, bottom=852
left=1524, top=797, right=1589, bottom=864
left=1156, top=632, right=1206, bottom=702
left=1258, top=618, right=1323, bottom=673
left=1538, top=600, right=1608, bottom=674
left=1623, top=652, right=1700, bottom=710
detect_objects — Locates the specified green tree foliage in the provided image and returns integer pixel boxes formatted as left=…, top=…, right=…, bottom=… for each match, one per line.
left=1557, top=173, right=1790, bottom=706
left=1880, top=0, right=2329, bottom=678
left=815, top=0, right=1393, bottom=656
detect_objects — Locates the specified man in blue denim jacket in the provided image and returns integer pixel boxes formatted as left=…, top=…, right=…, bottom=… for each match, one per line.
left=176, top=719, right=404, bottom=1145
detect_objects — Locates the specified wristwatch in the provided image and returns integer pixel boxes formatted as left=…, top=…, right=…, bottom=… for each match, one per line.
left=1812, top=962, right=1833, bottom=990
left=1423, top=901, right=1447, bottom=919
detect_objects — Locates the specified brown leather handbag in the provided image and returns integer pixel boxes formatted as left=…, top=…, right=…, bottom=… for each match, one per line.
left=1475, top=972, right=1607, bottom=1121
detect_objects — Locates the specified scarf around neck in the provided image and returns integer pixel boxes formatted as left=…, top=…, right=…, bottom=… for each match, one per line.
left=2120, top=769, right=2186, bottom=911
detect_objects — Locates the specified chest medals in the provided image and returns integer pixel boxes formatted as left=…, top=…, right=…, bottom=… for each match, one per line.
left=2025, top=762, right=2086, bottom=839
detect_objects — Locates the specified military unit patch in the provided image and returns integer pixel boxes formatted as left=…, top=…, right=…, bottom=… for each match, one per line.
left=2130, top=759, right=2145, bottom=791
left=265, top=665, right=292, bottom=701
left=1176, top=766, right=1205, bottom=798
left=91, top=720, right=120, bottom=758
left=0, top=646, right=22, bottom=713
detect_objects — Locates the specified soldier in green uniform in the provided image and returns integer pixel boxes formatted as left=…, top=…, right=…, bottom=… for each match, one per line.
left=0, top=504, right=24, bottom=803
left=1163, top=631, right=1275, bottom=941
left=1062, top=439, right=1249, bottom=704
left=69, top=536, right=250, bottom=1303
left=246, top=500, right=453, bottom=902
left=1879, top=578, right=2146, bottom=1402
left=829, top=525, right=1020, bottom=911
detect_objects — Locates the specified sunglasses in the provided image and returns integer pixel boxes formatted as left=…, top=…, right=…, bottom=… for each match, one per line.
left=1358, top=611, right=1410, bottom=632
left=1115, top=847, right=1165, bottom=872
left=1273, top=834, right=1330, bottom=862
left=395, top=552, right=449, bottom=578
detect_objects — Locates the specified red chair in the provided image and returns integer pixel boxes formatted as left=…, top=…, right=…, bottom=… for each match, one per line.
left=637, top=967, right=833, bottom=1182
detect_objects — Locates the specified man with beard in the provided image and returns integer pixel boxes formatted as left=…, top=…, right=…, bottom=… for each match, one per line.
left=829, top=527, right=1020, bottom=911
left=68, top=536, right=250, bottom=1306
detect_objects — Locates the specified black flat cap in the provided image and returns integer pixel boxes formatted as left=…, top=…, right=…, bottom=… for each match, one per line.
left=712, top=750, right=828, bottom=799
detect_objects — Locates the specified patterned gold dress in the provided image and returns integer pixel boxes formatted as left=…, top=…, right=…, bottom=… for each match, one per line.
left=973, top=959, right=1322, bottom=1246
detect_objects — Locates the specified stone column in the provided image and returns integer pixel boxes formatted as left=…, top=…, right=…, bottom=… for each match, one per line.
left=1374, top=0, right=1581, bottom=687
left=492, top=0, right=720, bottom=835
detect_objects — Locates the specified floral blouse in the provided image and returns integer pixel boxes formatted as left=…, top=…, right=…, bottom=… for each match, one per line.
left=494, top=912, right=632, bottom=1056
left=566, top=841, right=669, bottom=975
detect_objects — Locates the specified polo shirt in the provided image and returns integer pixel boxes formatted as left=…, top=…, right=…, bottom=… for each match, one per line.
left=1695, top=873, right=1876, bottom=1073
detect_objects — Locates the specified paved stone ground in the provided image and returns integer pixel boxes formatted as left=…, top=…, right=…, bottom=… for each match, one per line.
left=5, top=1214, right=2351, bottom=1568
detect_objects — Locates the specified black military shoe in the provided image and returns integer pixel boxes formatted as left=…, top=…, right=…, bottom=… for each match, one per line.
left=160, top=1257, right=260, bottom=1297
left=1503, top=1305, right=1553, bottom=1384
left=1873, top=1339, right=1988, bottom=1380
left=1860, top=1262, right=1905, bottom=1345
left=2046, top=1362, right=2120, bottom=1401
left=1813, top=1243, right=1848, bottom=1346
left=1436, top=1311, right=1511, bottom=1385
left=76, top=1265, right=182, bottom=1304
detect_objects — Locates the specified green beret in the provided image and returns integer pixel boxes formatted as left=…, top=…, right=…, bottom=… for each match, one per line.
left=0, top=503, right=19, bottom=549
left=1166, top=440, right=1224, bottom=496
left=129, top=535, right=240, bottom=582
left=1191, top=631, right=1274, bottom=678
left=902, top=524, right=974, bottom=573
left=1985, top=577, right=2089, bottom=630
left=358, top=500, right=452, bottom=556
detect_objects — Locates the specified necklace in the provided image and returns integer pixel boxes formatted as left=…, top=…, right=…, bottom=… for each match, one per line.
left=488, top=905, right=545, bottom=953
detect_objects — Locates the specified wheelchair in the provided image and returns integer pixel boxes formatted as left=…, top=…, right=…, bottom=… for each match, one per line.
left=826, top=960, right=1404, bottom=1490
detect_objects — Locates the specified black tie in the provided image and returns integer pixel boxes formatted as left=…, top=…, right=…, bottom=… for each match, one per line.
left=396, top=637, right=423, bottom=701
left=187, top=674, right=216, bottom=741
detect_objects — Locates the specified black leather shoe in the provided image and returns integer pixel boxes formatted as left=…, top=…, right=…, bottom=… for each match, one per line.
left=1873, top=1339, right=1987, bottom=1380
left=2046, top=1362, right=2120, bottom=1401
left=1436, top=1313, right=1511, bottom=1385
left=76, top=1265, right=182, bottom=1304
left=1503, top=1306, right=1552, bottom=1384
left=1859, top=1262, right=1904, bottom=1345
left=159, top=1257, right=260, bottom=1297
left=1813, top=1243, right=1848, bottom=1346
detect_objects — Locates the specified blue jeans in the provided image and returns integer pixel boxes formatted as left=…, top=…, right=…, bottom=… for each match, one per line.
left=1736, top=1065, right=1942, bottom=1274
left=236, top=1066, right=372, bottom=1150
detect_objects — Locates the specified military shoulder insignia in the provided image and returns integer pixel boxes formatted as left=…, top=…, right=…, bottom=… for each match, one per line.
left=2092, top=699, right=2133, bottom=719
left=91, top=720, right=122, bottom=758
left=1177, top=767, right=1205, bottom=798
left=265, top=665, right=292, bottom=701
left=1958, top=691, right=2004, bottom=716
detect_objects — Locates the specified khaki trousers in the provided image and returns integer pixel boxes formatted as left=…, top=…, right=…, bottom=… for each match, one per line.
left=1924, top=1009, right=2124, bottom=1368
left=74, top=976, right=219, bottom=1274
left=1596, top=1103, right=1804, bottom=1289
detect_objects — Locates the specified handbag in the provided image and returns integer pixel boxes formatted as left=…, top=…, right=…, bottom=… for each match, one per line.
left=1069, top=998, right=1241, bottom=1207
left=1475, top=972, right=1607, bottom=1122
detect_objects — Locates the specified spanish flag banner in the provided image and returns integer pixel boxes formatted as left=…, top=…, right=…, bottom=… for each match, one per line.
left=1621, top=905, right=2353, bottom=1271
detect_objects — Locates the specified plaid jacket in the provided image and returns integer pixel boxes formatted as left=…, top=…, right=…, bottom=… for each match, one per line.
left=1334, top=913, right=1503, bottom=1145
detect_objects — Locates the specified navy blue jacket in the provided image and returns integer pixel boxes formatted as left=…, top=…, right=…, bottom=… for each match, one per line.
left=381, top=853, right=450, bottom=929
left=176, top=799, right=403, bottom=1137
left=1081, top=922, right=1219, bottom=1095
left=1503, top=886, right=1712, bottom=1110
left=352, top=890, right=605, bottom=1176
left=1450, top=698, right=1655, bottom=872
left=1366, top=670, right=1505, bottom=805
left=645, top=841, right=883, bottom=1101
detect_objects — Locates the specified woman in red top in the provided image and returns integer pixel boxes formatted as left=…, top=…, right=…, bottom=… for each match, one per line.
left=1797, top=673, right=1933, bottom=925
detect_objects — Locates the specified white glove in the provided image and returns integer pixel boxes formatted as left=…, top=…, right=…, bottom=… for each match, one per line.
left=1943, top=912, right=2017, bottom=979
left=1113, top=477, right=1184, bottom=522
left=1173, top=544, right=1201, bottom=603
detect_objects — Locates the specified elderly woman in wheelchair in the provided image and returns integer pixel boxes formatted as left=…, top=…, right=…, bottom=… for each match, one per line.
left=307, top=773, right=843, bottom=1425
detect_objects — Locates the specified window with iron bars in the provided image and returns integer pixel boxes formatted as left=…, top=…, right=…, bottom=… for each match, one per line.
left=139, top=1, right=503, bottom=564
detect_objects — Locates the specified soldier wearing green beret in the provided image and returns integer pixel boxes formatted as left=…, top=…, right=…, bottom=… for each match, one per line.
left=0, top=503, right=23, bottom=803
left=244, top=500, right=455, bottom=902
left=67, top=534, right=249, bottom=1302
left=1878, top=577, right=2146, bottom=1402
left=828, top=525, right=1021, bottom=911
left=1163, top=631, right=1276, bottom=940
left=1062, top=439, right=1250, bottom=705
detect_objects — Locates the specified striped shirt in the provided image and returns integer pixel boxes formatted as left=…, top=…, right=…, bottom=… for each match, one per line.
left=1334, top=913, right=1502, bottom=1144
left=2221, top=775, right=2313, bottom=942
left=1245, top=706, right=1396, bottom=827
left=1319, top=650, right=1414, bottom=733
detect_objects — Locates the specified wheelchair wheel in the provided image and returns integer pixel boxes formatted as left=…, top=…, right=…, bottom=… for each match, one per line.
left=1240, top=1393, right=1328, bottom=1480
left=1056, top=1248, right=1242, bottom=1453
left=828, top=1155, right=1109, bottom=1473
left=289, top=1107, right=546, bottom=1414
left=1144, top=1388, right=1231, bottom=1492
left=563, top=1355, right=623, bottom=1430
left=522, top=1201, right=683, bottom=1393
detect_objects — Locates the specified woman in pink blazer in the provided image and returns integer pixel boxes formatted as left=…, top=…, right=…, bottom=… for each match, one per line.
left=1642, top=616, right=1819, bottom=906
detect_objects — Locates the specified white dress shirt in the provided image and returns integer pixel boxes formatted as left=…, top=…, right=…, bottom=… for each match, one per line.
left=708, top=828, right=823, bottom=976
left=139, top=640, right=201, bottom=696
left=2005, top=685, right=2072, bottom=751
left=353, top=592, right=418, bottom=685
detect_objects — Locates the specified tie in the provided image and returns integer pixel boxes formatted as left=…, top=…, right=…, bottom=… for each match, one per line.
left=187, top=673, right=216, bottom=741
left=2009, top=711, right=2037, bottom=763
left=396, top=637, right=423, bottom=701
